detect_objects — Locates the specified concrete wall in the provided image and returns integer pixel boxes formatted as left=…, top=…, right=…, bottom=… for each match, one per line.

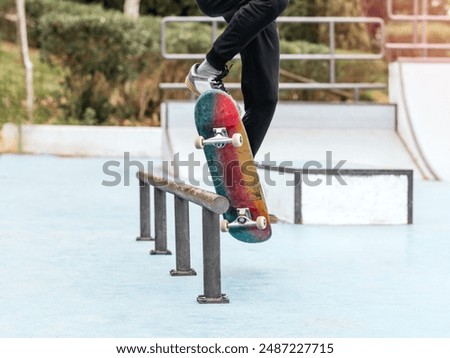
left=0, top=123, right=162, bottom=157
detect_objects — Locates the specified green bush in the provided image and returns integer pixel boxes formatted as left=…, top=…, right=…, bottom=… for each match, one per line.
left=25, top=0, right=105, bottom=46
left=165, top=22, right=211, bottom=54
left=38, top=10, right=160, bottom=123
left=279, top=0, right=314, bottom=42
left=16, top=0, right=210, bottom=124
left=0, top=0, right=13, bottom=12
left=69, top=0, right=201, bottom=16
left=277, top=39, right=386, bottom=101
left=280, top=39, right=330, bottom=82
left=139, top=0, right=201, bottom=16
left=0, top=0, right=15, bottom=42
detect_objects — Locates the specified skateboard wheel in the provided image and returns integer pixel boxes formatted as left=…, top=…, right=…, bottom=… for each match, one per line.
left=220, top=220, right=229, bottom=233
left=194, top=136, right=205, bottom=149
left=231, top=133, right=243, bottom=147
left=256, top=216, right=267, bottom=230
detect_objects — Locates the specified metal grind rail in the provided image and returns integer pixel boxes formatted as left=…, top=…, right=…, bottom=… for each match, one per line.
left=136, top=170, right=231, bottom=304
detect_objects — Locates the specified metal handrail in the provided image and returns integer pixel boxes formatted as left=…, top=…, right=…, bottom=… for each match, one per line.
left=161, top=16, right=385, bottom=62
left=136, top=171, right=230, bottom=304
left=386, top=0, right=450, bottom=56
left=161, top=15, right=386, bottom=91
left=158, top=82, right=386, bottom=101
left=137, top=171, right=229, bottom=214
left=387, top=0, right=450, bottom=21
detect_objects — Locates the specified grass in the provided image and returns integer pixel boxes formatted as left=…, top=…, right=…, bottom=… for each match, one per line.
left=0, top=40, right=65, bottom=128
left=0, top=41, right=25, bottom=128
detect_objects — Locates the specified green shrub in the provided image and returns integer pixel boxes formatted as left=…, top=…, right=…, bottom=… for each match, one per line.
left=38, top=10, right=160, bottom=123
left=0, top=0, right=15, bottom=42
left=25, top=0, right=105, bottom=46
left=165, top=22, right=211, bottom=54
left=279, top=0, right=314, bottom=42
left=69, top=0, right=201, bottom=16
left=278, top=40, right=386, bottom=101
left=0, top=0, right=13, bottom=12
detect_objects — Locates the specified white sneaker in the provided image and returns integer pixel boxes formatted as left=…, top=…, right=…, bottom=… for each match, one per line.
left=185, top=63, right=230, bottom=96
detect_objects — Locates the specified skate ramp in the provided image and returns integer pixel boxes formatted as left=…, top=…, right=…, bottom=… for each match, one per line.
left=389, top=59, right=450, bottom=181
left=162, top=101, right=418, bottom=174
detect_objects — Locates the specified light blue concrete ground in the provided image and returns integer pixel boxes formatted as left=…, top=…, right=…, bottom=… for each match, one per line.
left=1, top=154, right=450, bottom=338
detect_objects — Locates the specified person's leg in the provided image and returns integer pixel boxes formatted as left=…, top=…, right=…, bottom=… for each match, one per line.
left=185, top=1, right=242, bottom=94
left=204, top=0, right=289, bottom=71
left=239, top=21, right=280, bottom=156
left=188, top=0, right=288, bottom=93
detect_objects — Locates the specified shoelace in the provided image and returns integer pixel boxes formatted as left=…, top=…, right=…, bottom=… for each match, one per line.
left=211, top=65, right=232, bottom=93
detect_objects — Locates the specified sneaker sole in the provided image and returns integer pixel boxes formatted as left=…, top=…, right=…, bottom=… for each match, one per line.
left=185, top=76, right=243, bottom=118
left=185, top=76, right=201, bottom=97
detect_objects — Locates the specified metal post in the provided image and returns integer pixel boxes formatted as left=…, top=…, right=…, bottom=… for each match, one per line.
left=150, top=188, right=172, bottom=255
left=354, top=87, right=360, bottom=102
left=413, top=0, right=419, bottom=44
left=136, top=180, right=153, bottom=241
left=197, top=208, right=229, bottom=304
left=329, top=21, right=336, bottom=84
left=212, top=20, right=218, bottom=42
left=170, top=196, right=196, bottom=276
left=294, top=171, right=303, bottom=224
left=421, top=0, right=428, bottom=57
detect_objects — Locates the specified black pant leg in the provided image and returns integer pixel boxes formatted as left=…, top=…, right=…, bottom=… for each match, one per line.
left=195, top=0, right=287, bottom=156
left=240, top=21, right=280, bottom=156
left=199, top=0, right=288, bottom=70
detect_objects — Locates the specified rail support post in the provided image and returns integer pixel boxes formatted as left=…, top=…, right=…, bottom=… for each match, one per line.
left=197, top=208, right=229, bottom=304
left=136, top=179, right=153, bottom=241
left=150, top=188, right=172, bottom=255
left=170, top=196, right=196, bottom=276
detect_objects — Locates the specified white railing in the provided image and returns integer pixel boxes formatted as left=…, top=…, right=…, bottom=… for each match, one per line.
left=160, top=16, right=386, bottom=100
left=386, top=0, right=450, bottom=57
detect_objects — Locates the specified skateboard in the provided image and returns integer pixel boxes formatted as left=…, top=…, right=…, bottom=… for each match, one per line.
left=194, top=89, right=271, bottom=243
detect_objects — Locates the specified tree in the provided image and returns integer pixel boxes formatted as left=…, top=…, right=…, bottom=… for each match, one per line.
left=124, top=0, right=140, bottom=19
left=16, top=0, right=34, bottom=151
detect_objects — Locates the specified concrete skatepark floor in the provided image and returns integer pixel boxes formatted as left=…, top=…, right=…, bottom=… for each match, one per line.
left=1, top=154, right=450, bottom=338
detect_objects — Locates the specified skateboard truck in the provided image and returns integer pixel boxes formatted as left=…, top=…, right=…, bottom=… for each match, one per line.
left=220, top=208, right=267, bottom=232
left=195, top=127, right=243, bottom=149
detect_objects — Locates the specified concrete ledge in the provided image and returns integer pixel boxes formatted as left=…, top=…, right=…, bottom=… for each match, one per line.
left=0, top=123, right=162, bottom=157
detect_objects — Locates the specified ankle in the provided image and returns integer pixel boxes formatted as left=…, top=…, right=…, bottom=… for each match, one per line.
left=197, top=59, right=221, bottom=77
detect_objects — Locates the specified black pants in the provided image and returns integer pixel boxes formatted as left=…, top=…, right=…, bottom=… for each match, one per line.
left=195, top=0, right=289, bottom=155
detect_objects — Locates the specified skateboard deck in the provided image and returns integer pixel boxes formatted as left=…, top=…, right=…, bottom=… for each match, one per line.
left=194, top=89, right=271, bottom=243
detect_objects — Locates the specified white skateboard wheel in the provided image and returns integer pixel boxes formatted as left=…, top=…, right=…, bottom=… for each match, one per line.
left=231, top=133, right=243, bottom=147
left=220, top=220, right=229, bottom=232
left=194, top=136, right=205, bottom=149
left=256, top=216, right=267, bottom=230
